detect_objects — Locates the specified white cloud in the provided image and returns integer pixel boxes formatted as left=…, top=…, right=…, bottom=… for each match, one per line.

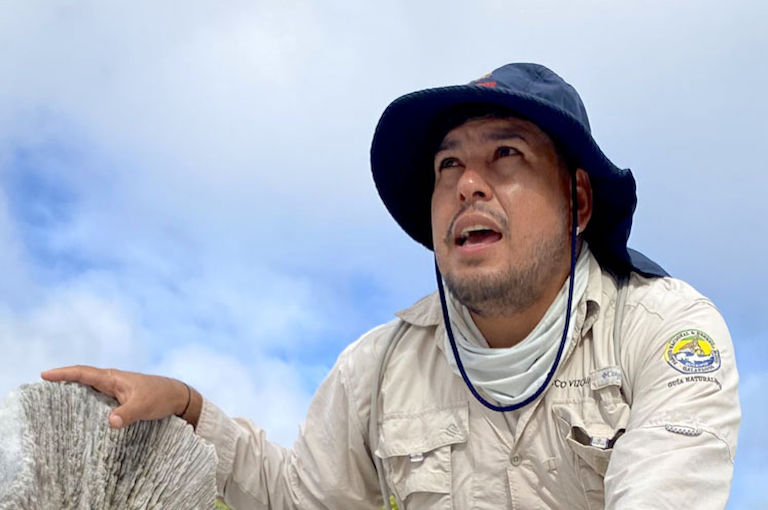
left=0, top=282, right=148, bottom=395
left=0, top=267, right=323, bottom=448
left=0, top=190, right=34, bottom=306
left=152, top=343, right=317, bottom=447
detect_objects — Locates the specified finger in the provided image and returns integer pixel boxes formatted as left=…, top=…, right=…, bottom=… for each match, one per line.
left=41, top=366, right=118, bottom=396
left=109, top=400, right=144, bottom=429
left=42, top=365, right=96, bottom=383
left=109, top=413, right=125, bottom=429
left=40, top=366, right=81, bottom=381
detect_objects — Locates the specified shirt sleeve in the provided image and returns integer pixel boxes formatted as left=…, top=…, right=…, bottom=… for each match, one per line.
left=604, top=290, right=741, bottom=510
left=195, top=344, right=383, bottom=510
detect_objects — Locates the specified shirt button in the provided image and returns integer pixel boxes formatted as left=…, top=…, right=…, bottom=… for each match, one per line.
left=510, top=454, right=522, bottom=466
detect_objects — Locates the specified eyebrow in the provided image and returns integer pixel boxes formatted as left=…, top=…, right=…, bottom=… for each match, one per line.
left=436, top=129, right=529, bottom=153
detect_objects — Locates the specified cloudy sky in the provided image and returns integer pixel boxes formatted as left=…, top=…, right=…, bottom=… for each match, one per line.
left=0, top=0, right=765, bottom=507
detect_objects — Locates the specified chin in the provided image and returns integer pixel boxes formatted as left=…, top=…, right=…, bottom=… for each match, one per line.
left=452, top=251, right=506, bottom=270
left=447, top=262, right=506, bottom=285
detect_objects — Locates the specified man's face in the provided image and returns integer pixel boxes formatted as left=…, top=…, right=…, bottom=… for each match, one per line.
left=431, top=116, right=574, bottom=317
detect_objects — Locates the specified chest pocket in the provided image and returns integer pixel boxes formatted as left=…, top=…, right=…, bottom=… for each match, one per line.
left=374, top=402, right=468, bottom=510
left=552, top=369, right=630, bottom=510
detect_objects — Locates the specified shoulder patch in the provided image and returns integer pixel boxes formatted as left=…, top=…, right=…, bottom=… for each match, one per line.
left=664, top=329, right=721, bottom=374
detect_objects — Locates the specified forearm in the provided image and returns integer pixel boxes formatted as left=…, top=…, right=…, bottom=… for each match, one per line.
left=195, top=398, right=294, bottom=509
left=605, top=425, right=734, bottom=510
left=190, top=351, right=382, bottom=510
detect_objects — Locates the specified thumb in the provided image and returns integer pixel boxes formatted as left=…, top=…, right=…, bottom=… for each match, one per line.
left=109, top=402, right=142, bottom=429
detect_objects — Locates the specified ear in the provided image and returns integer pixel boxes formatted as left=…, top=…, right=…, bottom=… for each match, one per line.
left=574, top=168, right=593, bottom=234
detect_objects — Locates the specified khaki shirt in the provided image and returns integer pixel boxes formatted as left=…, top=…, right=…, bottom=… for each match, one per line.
left=197, top=253, right=740, bottom=509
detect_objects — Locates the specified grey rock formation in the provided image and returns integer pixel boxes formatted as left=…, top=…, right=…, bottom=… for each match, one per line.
left=0, top=381, right=217, bottom=510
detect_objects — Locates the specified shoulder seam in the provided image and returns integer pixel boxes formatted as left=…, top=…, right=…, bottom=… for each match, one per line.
left=625, top=296, right=715, bottom=322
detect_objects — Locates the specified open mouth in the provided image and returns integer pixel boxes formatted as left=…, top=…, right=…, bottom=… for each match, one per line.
left=455, top=226, right=503, bottom=247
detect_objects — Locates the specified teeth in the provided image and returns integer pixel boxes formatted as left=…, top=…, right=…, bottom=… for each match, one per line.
left=459, top=225, right=495, bottom=238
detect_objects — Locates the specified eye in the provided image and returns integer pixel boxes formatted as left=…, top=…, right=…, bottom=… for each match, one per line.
left=438, top=157, right=461, bottom=171
left=495, top=146, right=521, bottom=158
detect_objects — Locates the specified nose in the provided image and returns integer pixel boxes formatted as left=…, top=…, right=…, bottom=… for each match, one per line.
left=457, top=165, right=492, bottom=203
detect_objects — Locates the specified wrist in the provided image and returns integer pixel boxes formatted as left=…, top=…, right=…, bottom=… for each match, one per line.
left=176, top=381, right=192, bottom=417
left=169, top=378, right=190, bottom=417
left=182, top=387, right=203, bottom=430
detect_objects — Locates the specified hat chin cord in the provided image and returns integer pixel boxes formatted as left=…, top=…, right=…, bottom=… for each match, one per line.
left=435, top=171, right=579, bottom=413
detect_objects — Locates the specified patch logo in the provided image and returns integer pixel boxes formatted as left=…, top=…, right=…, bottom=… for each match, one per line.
left=470, top=72, right=497, bottom=87
left=664, top=330, right=721, bottom=374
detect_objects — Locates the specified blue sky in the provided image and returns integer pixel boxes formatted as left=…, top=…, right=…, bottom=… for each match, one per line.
left=0, top=0, right=765, bottom=507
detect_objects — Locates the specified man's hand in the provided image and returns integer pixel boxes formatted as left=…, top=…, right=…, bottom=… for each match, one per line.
left=40, top=366, right=202, bottom=430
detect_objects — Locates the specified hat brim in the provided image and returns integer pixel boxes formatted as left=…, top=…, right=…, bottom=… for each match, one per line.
left=371, top=84, right=642, bottom=275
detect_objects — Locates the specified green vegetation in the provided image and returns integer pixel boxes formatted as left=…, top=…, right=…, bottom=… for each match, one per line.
left=385, top=495, right=400, bottom=510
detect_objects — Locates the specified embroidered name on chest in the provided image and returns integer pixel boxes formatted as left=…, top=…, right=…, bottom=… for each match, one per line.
left=553, top=377, right=590, bottom=388
left=553, top=367, right=622, bottom=391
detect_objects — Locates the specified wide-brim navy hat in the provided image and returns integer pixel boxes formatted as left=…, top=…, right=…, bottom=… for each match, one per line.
left=371, top=63, right=666, bottom=277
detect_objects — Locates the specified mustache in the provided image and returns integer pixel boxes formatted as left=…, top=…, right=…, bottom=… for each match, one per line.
left=443, top=204, right=509, bottom=246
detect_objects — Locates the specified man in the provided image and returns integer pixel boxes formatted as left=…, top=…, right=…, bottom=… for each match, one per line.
left=43, top=63, right=740, bottom=509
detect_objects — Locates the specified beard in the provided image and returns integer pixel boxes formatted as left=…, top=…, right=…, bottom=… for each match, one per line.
left=441, top=215, right=570, bottom=318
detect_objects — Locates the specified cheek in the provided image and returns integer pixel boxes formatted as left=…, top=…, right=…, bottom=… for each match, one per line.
left=430, top=190, right=448, bottom=227
left=498, top=183, right=565, bottom=231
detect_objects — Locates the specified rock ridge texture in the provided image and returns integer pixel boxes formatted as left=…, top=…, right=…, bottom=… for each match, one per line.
left=0, top=381, right=217, bottom=509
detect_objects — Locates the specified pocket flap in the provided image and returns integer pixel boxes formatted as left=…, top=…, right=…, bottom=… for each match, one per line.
left=375, top=402, right=468, bottom=458
left=553, top=401, right=627, bottom=477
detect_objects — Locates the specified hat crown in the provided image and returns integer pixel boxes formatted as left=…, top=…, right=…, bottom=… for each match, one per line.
left=471, top=63, right=591, bottom=133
